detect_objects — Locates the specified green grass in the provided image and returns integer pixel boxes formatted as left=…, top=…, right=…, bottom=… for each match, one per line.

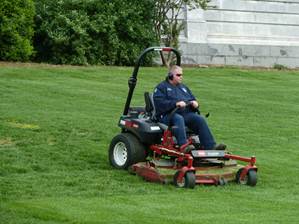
left=1, top=63, right=299, bottom=223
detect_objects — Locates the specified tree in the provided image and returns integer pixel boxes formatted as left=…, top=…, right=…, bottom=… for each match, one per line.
left=153, top=0, right=210, bottom=66
left=0, top=0, right=35, bottom=61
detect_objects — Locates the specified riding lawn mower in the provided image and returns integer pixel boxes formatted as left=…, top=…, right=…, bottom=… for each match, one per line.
left=109, top=47, right=258, bottom=188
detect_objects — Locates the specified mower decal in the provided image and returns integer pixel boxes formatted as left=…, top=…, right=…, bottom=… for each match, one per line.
left=162, top=47, right=172, bottom=52
left=150, top=126, right=160, bottom=131
left=192, top=150, right=225, bottom=158
left=153, top=47, right=172, bottom=52
left=119, top=120, right=138, bottom=128
left=198, top=151, right=206, bottom=156
left=132, top=123, right=139, bottom=128
left=207, top=152, right=222, bottom=157
left=194, top=151, right=206, bottom=157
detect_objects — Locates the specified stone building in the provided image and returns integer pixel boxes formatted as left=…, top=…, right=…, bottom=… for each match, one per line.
left=180, top=0, right=299, bottom=68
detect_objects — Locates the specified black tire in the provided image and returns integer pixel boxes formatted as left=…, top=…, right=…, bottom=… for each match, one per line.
left=236, top=168, right=257, bottom=186
left=247, top=170, right=257, bottom=186
left=173, top=171, right=196, bottom=189
left=109, top=133, right=147, bottom=169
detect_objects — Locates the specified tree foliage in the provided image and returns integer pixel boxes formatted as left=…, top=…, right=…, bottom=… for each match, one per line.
left=154, top=0, right=210, bottom=66
left=0, top=0, right=35, bottom=61
left=33, top=0, right=156, bottom=65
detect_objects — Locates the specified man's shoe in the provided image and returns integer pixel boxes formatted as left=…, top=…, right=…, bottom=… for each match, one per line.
left=183, top=145, right=195, bottom=153
left=212, top=143, right=227, bottom=150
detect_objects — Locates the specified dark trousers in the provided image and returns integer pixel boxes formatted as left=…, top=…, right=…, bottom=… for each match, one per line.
left=160, top=112, right=216, bottom=150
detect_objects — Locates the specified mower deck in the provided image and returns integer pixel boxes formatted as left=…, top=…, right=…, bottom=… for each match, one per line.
left=131, top=152, right=257, bottom=187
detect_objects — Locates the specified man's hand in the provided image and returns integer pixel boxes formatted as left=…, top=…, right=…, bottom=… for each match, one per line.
left=176, top=101, right=186, bottom=108
left=190, top=100, right=199, bottom=108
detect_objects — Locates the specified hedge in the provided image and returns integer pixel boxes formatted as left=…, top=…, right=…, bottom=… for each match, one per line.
left=33, top=0, right=156, bottom=65
left=0, top=0, right=35, bottom=61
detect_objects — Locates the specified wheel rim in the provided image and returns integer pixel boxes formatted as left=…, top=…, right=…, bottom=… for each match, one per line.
left=113, top=142, right=128, bottom=166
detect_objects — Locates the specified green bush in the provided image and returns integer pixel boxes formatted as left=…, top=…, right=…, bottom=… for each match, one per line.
left=273, top=63, right=288, bottom=70
left=33, top=0, right=156, bottom=65
left=0, top=0, right=35, bottom=61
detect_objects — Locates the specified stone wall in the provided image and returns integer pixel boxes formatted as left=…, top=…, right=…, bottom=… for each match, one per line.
left=180, top=0, right=299, bottom=68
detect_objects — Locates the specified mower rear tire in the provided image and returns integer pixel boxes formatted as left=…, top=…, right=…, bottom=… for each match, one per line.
left=236, top=168, right=257, bottom=186
left=174, top=171, right=196, bottom=189
left=109, top=133, right=147, bottom=169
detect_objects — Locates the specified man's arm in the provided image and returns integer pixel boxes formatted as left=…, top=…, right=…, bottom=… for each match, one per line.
left=184, top=85, right=199, bottom=108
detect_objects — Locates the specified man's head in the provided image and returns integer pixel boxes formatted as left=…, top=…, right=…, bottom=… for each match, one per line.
left=168, top=65, right=183, bottom=85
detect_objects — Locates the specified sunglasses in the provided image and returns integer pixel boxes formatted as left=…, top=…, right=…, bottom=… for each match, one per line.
left=175, top=73, right=183, bottom=77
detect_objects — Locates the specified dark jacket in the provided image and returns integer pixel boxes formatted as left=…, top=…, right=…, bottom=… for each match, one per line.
left=153, top=80, right=196, bottom=118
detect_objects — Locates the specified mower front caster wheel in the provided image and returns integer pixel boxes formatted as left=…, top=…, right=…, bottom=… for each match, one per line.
left=173, top=171, right=196, bottom=189
left=109, top=133, right=147, bottom=169
left=236, top=168, right=257, bottom=186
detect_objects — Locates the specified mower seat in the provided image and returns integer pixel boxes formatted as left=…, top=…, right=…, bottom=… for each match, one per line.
left=144, top=92, right=169, bottom=131
left=144, top=92, right=157, bottom=121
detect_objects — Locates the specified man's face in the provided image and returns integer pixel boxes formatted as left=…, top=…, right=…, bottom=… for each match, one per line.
left=172, top=67, right=183, bottom=85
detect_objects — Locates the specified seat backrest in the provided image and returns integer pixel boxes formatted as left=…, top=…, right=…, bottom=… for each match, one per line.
left=144, top=92, right=157, bottom=121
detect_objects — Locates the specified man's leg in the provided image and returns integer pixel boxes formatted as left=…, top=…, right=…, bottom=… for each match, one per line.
left=184, top=113, right=216, bottom=150
left=160, top=113, right=187, bottom=146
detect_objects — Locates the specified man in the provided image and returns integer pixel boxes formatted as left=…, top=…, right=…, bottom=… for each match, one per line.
left=153, top=65, right=226, bottom=152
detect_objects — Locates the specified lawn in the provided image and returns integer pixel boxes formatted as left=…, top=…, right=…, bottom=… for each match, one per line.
left=1, top=63, right=299, bottom=223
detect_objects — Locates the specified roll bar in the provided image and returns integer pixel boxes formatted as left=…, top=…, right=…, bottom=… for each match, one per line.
left=123, top=47, right=181, bottom=115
